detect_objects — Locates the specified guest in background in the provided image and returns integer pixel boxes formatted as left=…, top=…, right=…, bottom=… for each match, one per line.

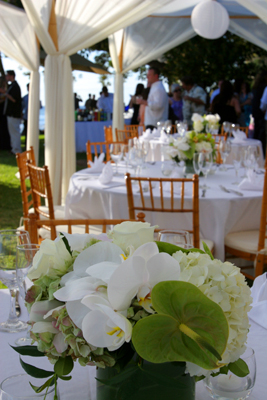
left=136, top=66, right=168, bottom=130
left=252, top=70, right=267, bottom=152
left=169, top=85, right=183, bottom=122
left=139, top=87, right=151, bottom=126
left=97, top=86, right=114, bottom=114
left=181, top=75, right=206, bottom=129
left=0, top=76, right=11, bottom=151
left=85, top=93, right=92, bottom=111
left=260, top=84, right=267, bottom=154
left=1, top=70, right=22, bottom=154
left=91, top=94, right=97, bottom=109
left=211, top=80, right=241, bottom=127
left=129, top=83, right=144, bottom=125
left=210, top=79, right=224, bottom=105
left=74, top=92, right=82, bottom=110
left=238, top=81, right=253, bottom=127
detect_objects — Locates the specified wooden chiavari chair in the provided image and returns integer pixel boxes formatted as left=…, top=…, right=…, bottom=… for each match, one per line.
left=221, top=125, right=249, bottom=137
left=104, top=125, right=113, bottom=142
left=225, top=166, right=267, bottom=279
left=125, top=173, right=214, bottom=251
left=115, top=128, right=138, bottom=143
left=86, top=141, right=110, bottom=166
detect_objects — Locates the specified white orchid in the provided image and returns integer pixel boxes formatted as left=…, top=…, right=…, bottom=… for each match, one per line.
left=108, top=242, right=181, bottom=313
left=81, top=295, right=132, bottom=351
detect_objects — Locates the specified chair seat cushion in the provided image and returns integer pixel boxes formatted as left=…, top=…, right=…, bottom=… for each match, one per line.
left=28, top=205, right=65, bottom=219
left=39, top=224, right=104, bottom=240
left=225, top=230, right=262, bottom=254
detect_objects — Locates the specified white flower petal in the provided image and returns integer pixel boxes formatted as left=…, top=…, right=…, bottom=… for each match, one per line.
left=54, top=277, right=103, bottom=302
left=53, top=332, right=68, bottom=353
left=62, top=233, right=97, bottom=252
left=29, top=300, right=62, bottom=323
left=86, top=261, right=120, bottom=283
left=32, top=321, right=58, bottom=334
left=147, top=252, right=180, bottom=288
left=133, top=242, right=159, bottom=262
left=44, top=305, right=64, bottom=319
left=66, top=300, right=90, bottom=329
left=108, top=256, right=146, bottom=311
left=81, top=294, right=111, bottom=310
left=74, top=241, right=123, bottom=277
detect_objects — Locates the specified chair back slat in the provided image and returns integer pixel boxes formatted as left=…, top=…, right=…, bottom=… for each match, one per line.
left=86, top=141, right=110, bottom=166
left=104, top=125, right=113, bottom=142
left=125, top=173, right=200, bottom=248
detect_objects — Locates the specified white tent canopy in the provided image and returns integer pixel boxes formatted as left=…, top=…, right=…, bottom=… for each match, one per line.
left=0, top=1, right=40, bottom=163
left=110, top=0, right=267, bottom=131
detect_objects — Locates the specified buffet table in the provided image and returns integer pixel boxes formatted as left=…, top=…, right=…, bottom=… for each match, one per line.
left=64, top=162, right=263, bottom=261
left=0, top=289, right=265, bottom=399
left=75, top=118, right=131, bottom=152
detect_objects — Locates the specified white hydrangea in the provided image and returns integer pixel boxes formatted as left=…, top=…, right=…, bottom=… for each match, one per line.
left=172, top=251, right=252, bottom=376
left=195, top=141, right=212, bottom=153
left=194, top=120, right=204, bottom=133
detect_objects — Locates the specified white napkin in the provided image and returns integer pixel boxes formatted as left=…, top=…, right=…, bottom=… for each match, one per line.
left=238, top=169, right=264, bottom=191
left=248, top=272, right=267, bottom=329
left=88, top=153, right=105, bottom=173
left=99, top=161, right=113, bottom=185
left=142, top=128, right=161, bottom=141
left=231, top=129, right=247, bottom=143
left=159, top=131, right=169, bottom=143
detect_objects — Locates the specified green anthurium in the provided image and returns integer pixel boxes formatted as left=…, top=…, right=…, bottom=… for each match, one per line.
left=132, top=281, right=228, bottom=370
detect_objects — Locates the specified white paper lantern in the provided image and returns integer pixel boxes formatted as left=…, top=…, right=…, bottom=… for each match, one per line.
left=191, top=0, right=230, bottom=40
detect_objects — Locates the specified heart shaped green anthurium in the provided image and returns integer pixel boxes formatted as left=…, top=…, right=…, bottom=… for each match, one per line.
left=132, top=281, right=229, bottom=370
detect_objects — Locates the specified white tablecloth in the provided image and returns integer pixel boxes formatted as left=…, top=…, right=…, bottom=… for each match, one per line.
left=142, top=137, right=264, bottom=166
left=0, top=289, right=265, bottom=399
left=64, top=162, right=263, bottom=261
left=75, top=119, right=131, bottom=152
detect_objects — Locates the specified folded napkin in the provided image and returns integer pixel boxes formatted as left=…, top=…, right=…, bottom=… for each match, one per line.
left=238, top=169, right=264, bottom=191
left=159, top=131, right=169, bottom=143
left=99, top=161, right=113, bottom=185
left=142, top=128, right=161, bottom=141
left=248, top=272, right=267, bottom=329
left=88, top=153, right=105, bottom=173
left=231, top=129, right=247, bottom=143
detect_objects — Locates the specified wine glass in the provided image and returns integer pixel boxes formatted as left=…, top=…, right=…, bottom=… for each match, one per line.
left=204, top=347, right=256, bottom=400
left=158, top=230, right=193, bottom=249
left=219, top=139, right=231, bottom=171
left=177, top=122, right=188, bottom=137
left=0, top=374, right=56, bottom=400
left=193, top=153, right=205, bottom=189
left=110, top=143, right=123, bottom=175
left=199, top=152, right=213, bottom=189
left=222, top=121, right=231, bottom=136
left=15, top=243, right=40, bottom=345
left=0, top=230, right=30, bottom=332
left=232, top=147, right=242, bottom=185
left=244, top=146, right=258, bottom=174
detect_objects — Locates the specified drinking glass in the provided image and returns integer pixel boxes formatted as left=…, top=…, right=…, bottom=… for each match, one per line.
left=232, top=147, right=242, bottom=185
left=230, top=123, right=240, bottom=137
left=193, top=153, right=205, bottom=188
left=244, top=146, right=258, bottom=174
left=177, top=122, right=188, bottom=137
left=222, top=121, right=231, bottom=135
left=158, top=230, right=193, bottom=249
left=199, top=152, right=213, bottom=189
left=0, top=230, right=30, bottom=333
left=164, top=120, right=173, bottom=137
left=15, top=243, right=40, bottom=345
left=161, top=161, right=173, bottom=176
left=219, top=139, right=231, bottom=171
left=204, top=347, right=256, bottom=400
left=0, top=374, right=56, bottom=400
left=122, top=144, right=130, bottom=172
left=110, top=143, right=123, bottom=175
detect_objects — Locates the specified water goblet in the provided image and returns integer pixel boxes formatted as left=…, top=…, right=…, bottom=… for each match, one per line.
left=204, top=347, right=256, bottom=400
left=222, top=121, right=231, bottom=136
left=193, top=153, right=205, bottom=189
left=232, top=147, right=242, bottom=185
left=158, top=230, right=193, bottom=249
left=199, top=152, right=213, bottom=189
left=110, top=143, right=123, bottom=175
left=122, top=144, right=130, bottom=172
left=219, top=139, right=231, bottom=171
left=161, top=160, right=173, bottom=176
left=0, top=374, right=56, bottom=400
left=177, top=122, right=188, bottom=137
left=15, top=243, right=40, bottom=345
left=0, top=229, right=30, bottom=333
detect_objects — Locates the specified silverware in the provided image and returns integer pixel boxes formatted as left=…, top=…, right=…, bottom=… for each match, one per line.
left=219, top=185, right=243, bottom=197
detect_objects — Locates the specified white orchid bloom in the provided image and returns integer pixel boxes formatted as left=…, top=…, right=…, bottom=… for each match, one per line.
left=73, top=241, right=124, bottom=278
left=81, top=295, right=132, bottom=351
left=108, top=242, right=181, bottom=313
left=54, top=276, right=107, bottom=302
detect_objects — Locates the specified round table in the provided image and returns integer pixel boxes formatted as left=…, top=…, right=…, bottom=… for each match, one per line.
left=64, top=162, right=263, bottom=261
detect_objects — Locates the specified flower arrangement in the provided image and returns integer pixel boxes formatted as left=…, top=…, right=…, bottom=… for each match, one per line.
left=14, top=222, right=252, bottom=399
left=167, top=131, right=216, bottom=164
left=192, top=113, right=220, bottom=134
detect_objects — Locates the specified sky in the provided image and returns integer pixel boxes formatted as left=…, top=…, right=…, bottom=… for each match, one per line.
left=1, top=52, right=167, bottom=107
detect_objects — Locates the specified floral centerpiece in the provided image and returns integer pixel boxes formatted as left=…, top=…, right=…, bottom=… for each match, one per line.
left=14, top=222, right=252, bottom=400
left=192, top=113, right=220, bottom=134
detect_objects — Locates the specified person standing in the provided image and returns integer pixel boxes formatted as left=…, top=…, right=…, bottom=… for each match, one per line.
left=181, top=76, right=206, bottom=129
left=129, top=83, right=144, bottom=125
left=22, top=83, right=29, bottom=145
left=85, top=93, right=92, bottom=111
left=1, top=70, right=22, bottom=154
left=169, top=85, right=183, bottom=122
left=0, top=76, right=11, bottom=151
left=136, top=67, right=168, bottom=130
left=97, top=86, right=114, bottom=114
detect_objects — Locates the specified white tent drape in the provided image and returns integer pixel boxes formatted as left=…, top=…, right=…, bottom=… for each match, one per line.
left=21, top=0, right=174, bottom=205
left=0, top=1, right=40, bottom=162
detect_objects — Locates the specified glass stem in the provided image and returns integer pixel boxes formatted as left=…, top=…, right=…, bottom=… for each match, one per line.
left=8, top=288, right=19, bottom=323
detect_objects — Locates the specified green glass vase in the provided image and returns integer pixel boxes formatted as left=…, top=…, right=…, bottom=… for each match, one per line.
left=183, top=159, right=195, bottom=177
left=96, top=358, right=195, bottom=400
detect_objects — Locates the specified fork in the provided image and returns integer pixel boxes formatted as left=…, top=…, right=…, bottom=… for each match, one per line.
left=219, top=185, right=243, bottom=197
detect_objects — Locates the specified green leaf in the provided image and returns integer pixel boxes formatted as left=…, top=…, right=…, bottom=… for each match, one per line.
left=54, top=356, right=74, bottom=377
left=29, top=376, right=55, bottom=393
left=228, top=358, right=249, bottom=378
left=10, top=345, right=45, bottom=357
left=59, top=375, right=72, bottom=381
left=155, top=241, right=205, bottom=255
left=20, top=357, right=54, bottom=378
left=132, top=281, right=228, bottom=370
left=202, top=241, right=214, bottom=260
left=60, top=234, right=72, bottom=255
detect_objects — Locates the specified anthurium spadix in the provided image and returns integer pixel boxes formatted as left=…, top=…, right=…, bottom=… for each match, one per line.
left=81, top=295, right=132, bottom=351
left=108, top=242, right=181, bottom=312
